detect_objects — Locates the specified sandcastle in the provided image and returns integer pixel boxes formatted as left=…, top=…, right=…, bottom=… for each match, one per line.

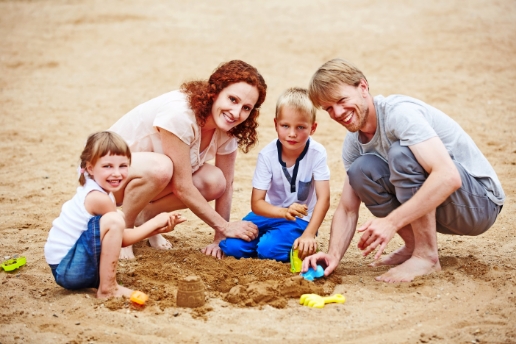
left=176, top=275, right=206, bottom=308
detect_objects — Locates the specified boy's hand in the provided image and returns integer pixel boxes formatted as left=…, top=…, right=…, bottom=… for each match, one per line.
left=283, top=203, right=308, bottom=221
left=154, top=212, right=187, bottom=234
left=293, top=235, right=318, bottom=259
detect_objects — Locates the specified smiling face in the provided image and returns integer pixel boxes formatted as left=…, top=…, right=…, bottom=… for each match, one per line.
left=275, top=105, right=317, bottom=155
left=320, top=80, right=370, bottom=133
left=86, top=154, right=130, bottom=193
left=209, top=82, right=259, bottom=132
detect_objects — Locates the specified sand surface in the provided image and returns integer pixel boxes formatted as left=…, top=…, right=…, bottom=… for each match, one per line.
left=1, top=0, right=516, bottom=343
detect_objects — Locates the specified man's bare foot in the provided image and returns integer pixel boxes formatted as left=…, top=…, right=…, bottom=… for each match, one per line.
left=148, top=234, right=172, bottom=250
left=375, top=255, right=441, bottom=283
left=97, top=284, right=133, bottom=299
left=370, top=245, right=413, bottom=267
left=119, top=245, right=136, bottom=260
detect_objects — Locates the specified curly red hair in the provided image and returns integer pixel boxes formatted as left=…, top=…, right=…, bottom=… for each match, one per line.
left=180, top=60, right=267, bottom=153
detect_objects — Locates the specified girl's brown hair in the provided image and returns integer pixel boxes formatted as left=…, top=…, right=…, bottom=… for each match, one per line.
left=78, top=131, right=131, bottom=186
left=180, top=60, right=267, bottom=153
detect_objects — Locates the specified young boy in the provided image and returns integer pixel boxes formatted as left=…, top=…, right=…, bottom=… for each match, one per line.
left=219, top=87, right=330, bottom=262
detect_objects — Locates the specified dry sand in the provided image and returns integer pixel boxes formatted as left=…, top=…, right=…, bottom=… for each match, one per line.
left=1, top=0, right=515, bottom=343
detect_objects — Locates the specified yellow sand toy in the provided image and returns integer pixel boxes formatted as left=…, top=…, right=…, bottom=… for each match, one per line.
left=299, top=293, right=346, bottom=308
left=290, top=249, right=303, bottom=273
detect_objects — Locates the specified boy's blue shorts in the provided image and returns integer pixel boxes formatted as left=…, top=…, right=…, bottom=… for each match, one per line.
left=49, top=215, right=102, bottom=290
left=219, top=212, right=309, bottom=262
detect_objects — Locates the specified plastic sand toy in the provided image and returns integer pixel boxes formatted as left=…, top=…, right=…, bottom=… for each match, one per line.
left=300, top=265, right=324, bottom=281
left=1, top=256, right=26, bottom=272
left=299, top=293, right=346, bottom=308
left=130, top=291, right=149, bottom=305
left=290, top=249, right=302, bottom=273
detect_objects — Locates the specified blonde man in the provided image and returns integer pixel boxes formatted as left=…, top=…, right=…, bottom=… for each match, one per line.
left=303, top=58, right=504, bottom=282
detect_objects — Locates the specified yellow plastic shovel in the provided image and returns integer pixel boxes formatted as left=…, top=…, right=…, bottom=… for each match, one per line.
left=299, top=293, right=346, bottom=308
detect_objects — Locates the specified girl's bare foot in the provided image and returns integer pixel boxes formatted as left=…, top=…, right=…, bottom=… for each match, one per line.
left=148, top=234, right=172, bottom=250
left=375, top=255, right=441, bottom=283
left=97, top=284, right=133, bottom=299
left=119, top=245, right=136, bottom=260
left=370, top=245, right=413, bottom=267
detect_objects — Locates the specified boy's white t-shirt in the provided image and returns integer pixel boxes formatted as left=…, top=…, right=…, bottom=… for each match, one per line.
left=252, top=138, right=330, bottom=222
left=44, top=177, right=115, bottom=265
left=109, top=90, right=237, bottom=173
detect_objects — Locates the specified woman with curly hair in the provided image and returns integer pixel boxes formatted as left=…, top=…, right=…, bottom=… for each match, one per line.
left=109, top=60, right=267, bottom=259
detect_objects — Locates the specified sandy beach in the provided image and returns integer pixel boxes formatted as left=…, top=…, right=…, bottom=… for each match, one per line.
left=1, top=0, right=515, bottom=343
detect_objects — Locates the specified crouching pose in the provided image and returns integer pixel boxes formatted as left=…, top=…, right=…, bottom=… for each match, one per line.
left=303, top=59, right=504, bottom=282
left=44, top=131, right=186, bottom=298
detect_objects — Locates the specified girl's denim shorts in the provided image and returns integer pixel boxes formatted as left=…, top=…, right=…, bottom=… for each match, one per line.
left=49, top=215, right=102, bottom=290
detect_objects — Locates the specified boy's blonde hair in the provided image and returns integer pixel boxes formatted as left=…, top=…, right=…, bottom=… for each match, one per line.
left=78, top=131, right=131, bottom=186
left=275, top=87, right=317, bottom=123
left=308, top=58, right=368, bottom=108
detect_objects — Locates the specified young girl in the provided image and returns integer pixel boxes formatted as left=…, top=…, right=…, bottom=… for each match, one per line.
left=44, top=131, right=186, bottom=299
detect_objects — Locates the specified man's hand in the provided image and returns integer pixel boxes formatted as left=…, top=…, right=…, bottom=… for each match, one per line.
left=301, top=252, right=339, bottom=277
left=283, top=203, right=308, bottom=221
left=221, top=220, right=258, bottom=242
left=293, top=235, right=318, bottom=259
left=357, top=217, right=397, bottom=260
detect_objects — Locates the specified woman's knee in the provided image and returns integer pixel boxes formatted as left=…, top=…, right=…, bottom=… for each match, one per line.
left=131, top=152, right=173, bottom=187
left=194, top=166, right=226, bottom=200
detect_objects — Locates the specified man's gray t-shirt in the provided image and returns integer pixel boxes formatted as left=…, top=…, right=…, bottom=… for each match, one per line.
left=342, top=95, right=505, bottom=205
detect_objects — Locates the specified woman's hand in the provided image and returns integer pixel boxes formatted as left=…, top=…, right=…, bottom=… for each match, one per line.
left=221, top=220, right=258, bottom=241
left=201, top=242, right=224, bottom=259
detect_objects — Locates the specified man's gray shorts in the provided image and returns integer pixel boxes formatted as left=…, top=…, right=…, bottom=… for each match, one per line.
left=347, top=142, right=502, bottom=236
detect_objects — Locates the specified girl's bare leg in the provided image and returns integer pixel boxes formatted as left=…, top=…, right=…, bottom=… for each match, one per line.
left=97, top=212, right=133, bottom=299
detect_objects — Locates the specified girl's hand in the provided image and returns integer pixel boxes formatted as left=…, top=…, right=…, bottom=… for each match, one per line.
left=154, top=212, right=187, bottom=234
left=283, top=203, right=308, bottom=221
left=293, top=235, right=318, bottom=259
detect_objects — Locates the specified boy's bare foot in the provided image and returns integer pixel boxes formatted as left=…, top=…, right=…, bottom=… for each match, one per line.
left=148, top=233, right=172, bottom=250
left=375, top=255, right=441, bottom=283
left=119, top=245, right=136, bottom=260
left=370, top=245, right=413, bottom=267
left=97, top=284, right=133, bottom=299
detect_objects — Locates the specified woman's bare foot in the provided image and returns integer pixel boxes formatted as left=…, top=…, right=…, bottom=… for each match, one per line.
left=119, top=245, right=136, bottom=260
left=148, top=233, right=172, bottom=250
left=375, top=255, right=441, bottom=283
left=97, top=284, right=133, bottom=299
left=370, top=245, right=413, bottom=267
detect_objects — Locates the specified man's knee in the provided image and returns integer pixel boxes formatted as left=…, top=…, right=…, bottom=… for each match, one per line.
left=388, top=142, right=425, bottom=180
left=347, top=154, right=387, bottom=195
left=388, top=142, right=427, bottom=203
